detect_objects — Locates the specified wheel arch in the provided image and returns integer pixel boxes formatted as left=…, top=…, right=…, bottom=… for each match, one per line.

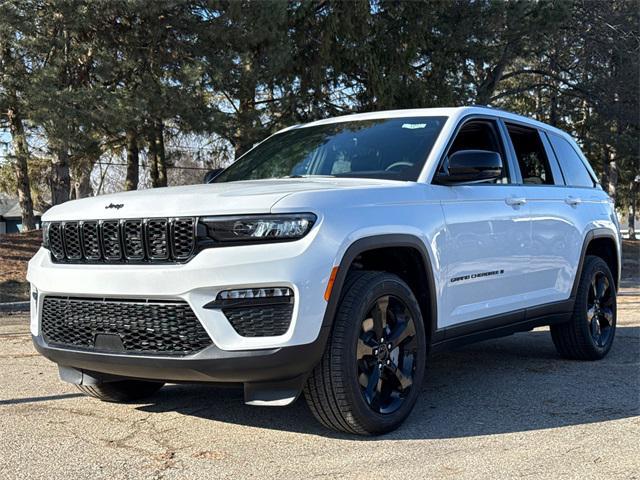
left=572, top=229, right=621, bottom=297
left=322, top=234, right=438, bottom=344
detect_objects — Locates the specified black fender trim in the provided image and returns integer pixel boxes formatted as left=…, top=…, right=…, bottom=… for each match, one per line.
left=321, top=234, right=439, bottom=341
left=571, top=228, right=620, bottom=297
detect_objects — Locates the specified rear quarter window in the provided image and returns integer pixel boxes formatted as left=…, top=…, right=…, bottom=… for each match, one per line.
left=548, top=134, right=595, bottom=188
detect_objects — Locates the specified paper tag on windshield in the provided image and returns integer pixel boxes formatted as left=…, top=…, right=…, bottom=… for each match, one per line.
left=402, top=123, right=427, bottom=129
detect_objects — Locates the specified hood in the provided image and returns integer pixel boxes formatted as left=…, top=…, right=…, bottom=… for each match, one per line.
left=42, top=178, right=399, bottom=221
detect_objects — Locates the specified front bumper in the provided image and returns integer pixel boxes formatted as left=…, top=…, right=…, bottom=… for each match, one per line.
left=32, top=327, right=329, bottom=405
left=31, top=328, right=328, bottom=385
left=27, top=225, right=334, bottom=351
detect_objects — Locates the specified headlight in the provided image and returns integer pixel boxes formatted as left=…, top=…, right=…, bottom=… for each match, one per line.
left=42, top=222, right=50, bottom=248
left=200, top=213, right=316, bottom=243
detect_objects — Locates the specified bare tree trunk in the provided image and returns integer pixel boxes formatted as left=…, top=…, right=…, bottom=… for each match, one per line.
left=233, top=56, right=258, bottom=159
left=6, top=105, right=36, bottom=231
left=476, top=46, right=511, bottom=105
left=124, top=129, right=139, bottom=191
left=155, top=120, right=167, bottom=187
left=147, top=128, right=159, bottom=188
left=72, top=158, right=94, bottom=199
left=51, top=147, right=71, bottom=206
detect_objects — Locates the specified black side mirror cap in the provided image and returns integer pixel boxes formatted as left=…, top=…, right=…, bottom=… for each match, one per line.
left=435, top=150, right=503, bottom=185
left=203, top=168, right=224, bottom=184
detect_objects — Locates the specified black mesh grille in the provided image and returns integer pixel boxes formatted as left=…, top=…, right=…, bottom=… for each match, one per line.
left=223, top=303, right=293, bottom=337
left=82, top=222, right=101, bottom=260
left=146, top=219, right=169, bottom=259
left=49, top=223, right=65, bottom=260
left=123, top=220, right=144, bottom=259
left=41, top=296, right=212, bottom=355
left=63, top=222, right=82, bottom=260
left=45, top=217, right=197, bottom=264
left=102, top=221, right=122, bottom=260
left=172, top=218, right=195, bottom=259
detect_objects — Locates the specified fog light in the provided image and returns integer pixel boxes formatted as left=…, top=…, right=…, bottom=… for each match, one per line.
left=204, top=287, right=293, bottom=310
left=217, top=287, right=292, bottom=300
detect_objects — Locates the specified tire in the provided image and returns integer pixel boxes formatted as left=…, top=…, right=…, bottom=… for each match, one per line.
left=76, top=380, right=164, bottom=402
left=550, top=255, right=617, bottom=360
left=304, top=271, right=427, bottom=435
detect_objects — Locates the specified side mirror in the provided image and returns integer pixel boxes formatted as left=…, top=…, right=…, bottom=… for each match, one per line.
left=203, top=168, right=223, bottom=184
left=436, top=150, right=503, bottom=185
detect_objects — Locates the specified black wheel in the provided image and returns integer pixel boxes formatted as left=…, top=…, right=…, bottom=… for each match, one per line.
left=550, top=255, right=617, bottom=360
left=304, top=271, right=427, bottom=435
left=76, top=380, right=164, bottom=402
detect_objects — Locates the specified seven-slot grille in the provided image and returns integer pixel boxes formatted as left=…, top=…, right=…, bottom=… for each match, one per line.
left=41, top=296, right=212, bottom=355
left=45, top=218, right=196, bottom=263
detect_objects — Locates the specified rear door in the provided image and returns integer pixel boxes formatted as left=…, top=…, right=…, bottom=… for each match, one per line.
left=503, top=122, right=591, bottom=306
left=436, top=117, right=531, bottom=328
left=544, top=132, right=607, bottom=296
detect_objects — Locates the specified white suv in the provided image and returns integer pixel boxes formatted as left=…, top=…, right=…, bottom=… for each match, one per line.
left=28, top=107, right=620, bottom=435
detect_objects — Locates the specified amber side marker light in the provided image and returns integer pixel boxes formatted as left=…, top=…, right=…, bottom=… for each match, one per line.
left=324, top=266, right=339, bottom=301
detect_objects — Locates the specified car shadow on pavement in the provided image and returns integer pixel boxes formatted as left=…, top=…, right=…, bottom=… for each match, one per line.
left=137, top=326, right=640, bottom=440
left=0, top=393, right=84, bottom=406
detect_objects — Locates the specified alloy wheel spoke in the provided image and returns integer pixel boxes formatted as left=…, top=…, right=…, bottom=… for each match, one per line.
left=388, top=361, right=413, bottom=390
left=364, top=364, right=382, bottom=405
left=596, top=275, right=609, bottom=300
left=590, top=277, right=598, bottom=301
left=590, top=318, right=601, bottom=339
left=388, top=318, right=416, bottom=350
left=601, top=291, right=615, bottom=308
left=356, top=336, right=376, bottom=360
left=586, top=305, right=596, bottom=322
left=372, top=296, right=389, bottom=339
left=601, top=307, right=614, bottom=326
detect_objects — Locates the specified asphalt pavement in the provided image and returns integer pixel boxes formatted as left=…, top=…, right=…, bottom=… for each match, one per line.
left=0, top=283, right=638, bottom=479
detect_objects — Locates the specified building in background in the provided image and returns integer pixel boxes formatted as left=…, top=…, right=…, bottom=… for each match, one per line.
left=0, top=199, right=41, bottom=233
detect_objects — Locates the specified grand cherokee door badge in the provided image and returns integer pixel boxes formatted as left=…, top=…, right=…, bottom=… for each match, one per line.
left=450, top=269, right=505, bottom=283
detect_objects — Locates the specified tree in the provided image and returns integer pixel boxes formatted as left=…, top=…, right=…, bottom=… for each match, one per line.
left=0, top=1, right=37, bottom=230
left=0, top=0, right=636, bottom=226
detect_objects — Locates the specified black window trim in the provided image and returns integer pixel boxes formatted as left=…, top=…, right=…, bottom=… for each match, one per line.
left=498, top=116, right=601, bottom=190
left=431, top=114, right=519, bottom=186
left=539, top=130, right=566, bottom=186
left=500, top=118, right=562, bottom=188
left=544, top=131, right=599, bottom=189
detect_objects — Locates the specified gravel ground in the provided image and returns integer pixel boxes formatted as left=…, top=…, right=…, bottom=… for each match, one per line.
left=0, top=283, right=638, bottom=480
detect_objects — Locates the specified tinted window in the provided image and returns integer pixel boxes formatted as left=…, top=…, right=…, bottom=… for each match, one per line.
left=446, top=120, right=509, bottom=183
left=506, top=124, right=554, bottom=185
left=548, top=134, right=594, bottom=187
left=214, top=117, right=447, bottom=182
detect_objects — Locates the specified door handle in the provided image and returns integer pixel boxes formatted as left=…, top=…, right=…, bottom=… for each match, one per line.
left=505, top=196, right=527, bottom=207
left=565, top=196, right=582, bottom=206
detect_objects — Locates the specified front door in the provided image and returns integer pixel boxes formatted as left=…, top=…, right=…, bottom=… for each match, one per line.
left=436, top=117, right=532, bottom=328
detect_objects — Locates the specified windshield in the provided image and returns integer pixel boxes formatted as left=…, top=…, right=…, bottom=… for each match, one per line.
left=214, top=116, right=447, bottom=182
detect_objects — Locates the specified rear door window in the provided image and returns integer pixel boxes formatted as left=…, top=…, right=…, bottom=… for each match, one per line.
left=506, top=123, right=554, bottom=185
left=548, top=134, right=595, bottom=188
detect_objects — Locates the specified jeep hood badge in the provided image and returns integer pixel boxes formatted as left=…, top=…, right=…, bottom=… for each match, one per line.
left=105, top=203, right=124, bottom=210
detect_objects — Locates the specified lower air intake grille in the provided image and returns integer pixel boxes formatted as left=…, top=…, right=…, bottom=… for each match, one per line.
left=222, top=303, right=293, bottom=337
left=41, top=296, right=212, bottom=356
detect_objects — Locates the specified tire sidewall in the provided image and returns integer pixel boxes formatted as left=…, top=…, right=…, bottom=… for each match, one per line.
left=337, top=273, right=427, bottom=434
